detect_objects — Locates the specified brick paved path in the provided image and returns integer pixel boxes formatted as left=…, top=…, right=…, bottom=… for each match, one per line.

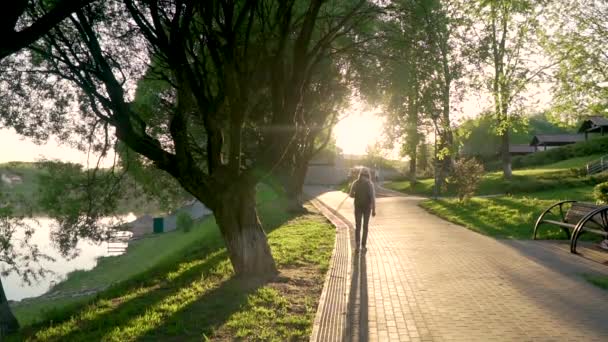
left=306, top=186, right=608, bottom=342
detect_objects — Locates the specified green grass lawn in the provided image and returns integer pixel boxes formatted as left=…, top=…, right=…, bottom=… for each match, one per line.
left=584, top=274, right=608, bottom=291
left=419, top=187, right=598, bottom=239
left=11, top=219, right=220, bottom=326
left=9, top=186, right=335, bottom=341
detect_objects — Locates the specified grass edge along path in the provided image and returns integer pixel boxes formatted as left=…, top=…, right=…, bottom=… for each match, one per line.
left=418, top=187, right=597, bottom=240
left=9, top=188, right=335, bottom=341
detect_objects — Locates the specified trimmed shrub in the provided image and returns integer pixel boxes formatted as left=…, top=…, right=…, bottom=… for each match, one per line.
left=449, top=158, right=485, bottom=203
left=176, top=211, right=194, bottom=232
left=593, top=182, right=608, bottom=204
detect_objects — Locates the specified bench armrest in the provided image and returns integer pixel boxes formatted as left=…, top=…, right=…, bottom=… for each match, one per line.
left=533, top=200, right=578, bottom=240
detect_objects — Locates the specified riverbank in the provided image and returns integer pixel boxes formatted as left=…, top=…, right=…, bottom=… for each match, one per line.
left=10, top=186, right=335, bottom=341
left=11, top=219, right=215, bottom=326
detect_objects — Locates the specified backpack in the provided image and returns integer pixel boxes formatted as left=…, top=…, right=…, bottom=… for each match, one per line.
left=352, top=179, right=372, bottom=207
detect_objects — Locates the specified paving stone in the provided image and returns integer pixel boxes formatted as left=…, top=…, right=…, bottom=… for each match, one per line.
left=307, top=185, right=608, bottom=341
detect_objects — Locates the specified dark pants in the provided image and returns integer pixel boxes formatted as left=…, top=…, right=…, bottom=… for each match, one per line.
left=354, top=205, right=371, bottom=248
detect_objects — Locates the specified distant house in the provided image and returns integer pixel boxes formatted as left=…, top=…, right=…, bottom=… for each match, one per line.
left=509, top=144, right=536, bottom=156
left=124, top=200, right=212, bottom=236
left=578, top=116, right=608, bottom=140
left=530, top=134, right=585, bottom=151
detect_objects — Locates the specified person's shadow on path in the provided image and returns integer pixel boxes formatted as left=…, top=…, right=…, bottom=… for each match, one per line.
left=346, top=252, right=369, bottom=342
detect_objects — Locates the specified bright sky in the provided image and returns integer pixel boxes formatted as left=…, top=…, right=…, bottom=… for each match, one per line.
left=0, top=128, right=103, bottom=166
left=0, top=83, right=553, bottom=164
left=334, top=107, right=386, bottom=156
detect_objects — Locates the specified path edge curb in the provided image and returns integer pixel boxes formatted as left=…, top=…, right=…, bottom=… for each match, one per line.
left=309, top=197, right=353, bottom=342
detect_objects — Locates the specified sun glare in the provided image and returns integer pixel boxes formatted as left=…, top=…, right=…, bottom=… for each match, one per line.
left=334, top=108, right=385, bottom=156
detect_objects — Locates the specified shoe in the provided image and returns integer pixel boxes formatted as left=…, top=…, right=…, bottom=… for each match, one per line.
left=599, top=240, right=608, bottom=251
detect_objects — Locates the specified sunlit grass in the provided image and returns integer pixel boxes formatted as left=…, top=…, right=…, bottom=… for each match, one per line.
left=12, top=219, right=221, bottom=326
left=10, top=188, right=335, bottom=341
left=385, top=155, right=608, bottom=197
left=419, top=187, right=597, bottom=239
left=225, top=287, right=314, bottom=341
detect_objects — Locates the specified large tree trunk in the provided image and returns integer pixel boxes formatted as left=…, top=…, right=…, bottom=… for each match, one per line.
left=0, top=278, right=19, bottom=337
left=283, top=164, right=308, bottom=213
left=409, top=150, right=417, bottom=186
left=214, top=185, right=277, bottom=277
left=501, top=128, right=512, bottom=179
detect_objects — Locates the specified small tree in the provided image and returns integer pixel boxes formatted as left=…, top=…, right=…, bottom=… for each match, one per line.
left=449, top=158, right=484, bottom=203
left=176, top=211, right=194, bottom=233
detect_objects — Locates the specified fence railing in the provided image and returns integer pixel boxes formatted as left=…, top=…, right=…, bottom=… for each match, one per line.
left=586, top=155, right=608, bottom=175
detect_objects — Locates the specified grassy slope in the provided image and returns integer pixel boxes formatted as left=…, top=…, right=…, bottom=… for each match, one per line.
left=9, top=186, right=335, bottom=341
left=385, top=154, right=607, bottom=197
left=383, top=154, right=608, bottom=240
left=12, top=220, right=219, bottom=326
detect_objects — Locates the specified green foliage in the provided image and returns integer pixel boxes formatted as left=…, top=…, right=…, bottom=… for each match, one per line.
left=512, top=136, right=608, bottom=169
left=593, top=182, right=608, bottom=204
left=449, top=158, right=485, bottom=202
left=10, top=188, right=334, bottom=341
left=420, top=187, right=598, bottom=240
left=36, top=161, right=127, bottom=257
left=584, top=274, right=608, bottom=291
left=12, top=220, right=216, bottom=326
left=385, top=154, right=608, bottom=197
left=176, top=211, right=194, bottom=233
left=458, top=112, right=568, bottom=161
left=544, top=1, right=608, bottom=122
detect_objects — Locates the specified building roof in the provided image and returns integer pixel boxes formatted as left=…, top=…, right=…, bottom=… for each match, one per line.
left=530, top=134, right=585, bottom=146
left=578, top=116, right=608, bottom=133
left=509, top=144, right=536, bottom=154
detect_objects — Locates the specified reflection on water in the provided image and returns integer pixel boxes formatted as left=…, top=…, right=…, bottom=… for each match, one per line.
left=4, top=214, right=135, bottom=301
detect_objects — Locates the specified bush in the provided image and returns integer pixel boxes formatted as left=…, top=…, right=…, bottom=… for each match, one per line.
left=512, top=136, right=608, bottom=169
left=594, top=182, right=608, bottom=204
left=449, top=158, right=485, bottom=203
left=176, top=211, right=194, bottom=232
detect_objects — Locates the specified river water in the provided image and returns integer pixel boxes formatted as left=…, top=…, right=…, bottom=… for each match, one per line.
left=4, top=215, right=135, bottom=301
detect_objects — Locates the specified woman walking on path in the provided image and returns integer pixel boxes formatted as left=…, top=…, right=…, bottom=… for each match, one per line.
left=349, top=168, right=376, bottom=252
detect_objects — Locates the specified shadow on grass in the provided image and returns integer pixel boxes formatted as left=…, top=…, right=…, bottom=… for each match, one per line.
left=422, top=197, right=567, bottom=240
left=10, top=199, right=295, bottom=341
left=11, top=246, right=228, bottom=341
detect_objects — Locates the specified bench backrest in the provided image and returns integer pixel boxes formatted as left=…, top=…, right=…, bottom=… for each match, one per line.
left=565, top=202, right=604, bottom=227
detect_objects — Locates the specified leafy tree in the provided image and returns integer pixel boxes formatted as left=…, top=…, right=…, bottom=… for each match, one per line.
left=418, top=0, right=467, bottom=189
left=544, top=0, right=608, bottom=122
left=372, top=0, right=465, bottom=188
left=274, top=55, right=350, bottom=212
left=0, top=0, right=101, bottom=333
left=464, top=0, right=549, bottom=179
left=36, top=161, right=127, bottom=257
left=417, top=142, right=432, bottom=177
left=457, top=111, right=568, bottom=162
left=0, top=194, right=52, bottom=336
left=0, top=1, right=372, bottom=276
left=379, top=0, right=436, bottom=185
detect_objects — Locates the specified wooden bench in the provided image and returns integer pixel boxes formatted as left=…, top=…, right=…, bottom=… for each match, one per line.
left=533, top=201, right=608, bottom=253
